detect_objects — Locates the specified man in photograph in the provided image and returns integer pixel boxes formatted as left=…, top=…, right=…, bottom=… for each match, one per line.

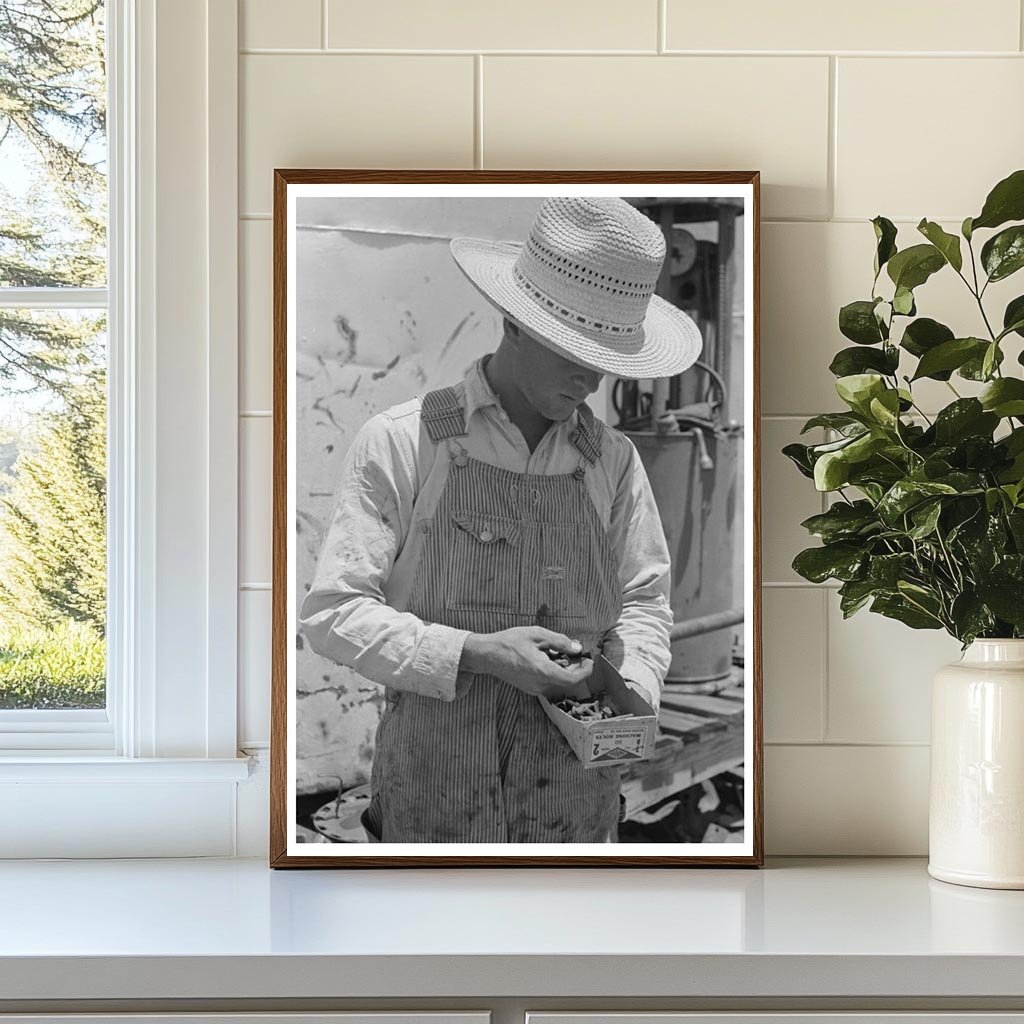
left=299, top=196, right=702, bottom=843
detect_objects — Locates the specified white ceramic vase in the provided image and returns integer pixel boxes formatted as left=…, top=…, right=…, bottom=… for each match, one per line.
left=929, top=639, right=1024, bottom=889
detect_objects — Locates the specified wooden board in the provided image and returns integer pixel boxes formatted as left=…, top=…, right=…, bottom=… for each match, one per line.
left=620, top=686, right=745, bottom=817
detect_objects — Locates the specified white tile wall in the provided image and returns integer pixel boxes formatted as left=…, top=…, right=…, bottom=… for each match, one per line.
left=240, top=55, right=475, bottom=213
left=241, top=0, right=322, bottom=50
left=240, top=219, right=272, bottom=412
left=665, top=0, right=1021, bottom=53
left=835, top=58, right=1024, bottom=220
left=240, top=417, right=272, bottom=587
left=482, top=56, right=831, bottom=220
left=326, top=0, right=658, bottom=51
left=762, top=588, right=825, bottom=743
left=760, top=419, right=824, bottom=583
left=826, top=601, right=962, bottom=744
left=236, top=1, right=1024, bottom=854
left=239, top=590, right=272, bottom=747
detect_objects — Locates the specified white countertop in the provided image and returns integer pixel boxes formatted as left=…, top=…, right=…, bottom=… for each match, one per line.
left=2, top=856, right=1023, bottom=1001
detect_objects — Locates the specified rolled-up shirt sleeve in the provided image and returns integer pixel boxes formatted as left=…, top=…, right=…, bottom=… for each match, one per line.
left=601, top=437, right=673, bottom=712
left=298, top=412, right=470, bottom=701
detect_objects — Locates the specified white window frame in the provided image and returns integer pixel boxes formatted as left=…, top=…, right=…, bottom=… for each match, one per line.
left=0, top=0, right=249, bottom=857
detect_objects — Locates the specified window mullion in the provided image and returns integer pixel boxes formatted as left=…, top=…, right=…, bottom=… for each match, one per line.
left=0, top=287, right=108, bottom=310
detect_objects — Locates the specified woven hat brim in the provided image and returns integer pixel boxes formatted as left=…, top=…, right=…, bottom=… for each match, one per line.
left=450, top=237, right=703, bottom=380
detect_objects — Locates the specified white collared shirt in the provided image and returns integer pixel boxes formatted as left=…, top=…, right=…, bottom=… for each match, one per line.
left=299, top=355, right=673, bottom=709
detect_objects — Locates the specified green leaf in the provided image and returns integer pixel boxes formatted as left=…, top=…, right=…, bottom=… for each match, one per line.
left=835, top=373, right=886, bottom=415
left=908, top=500, right=943, bottom=539
left=829, top=345, right=899, bottom=378
left=962, top=216, right=974, bottom=241
left=932, top=470, right=987, bottom=493
left=872, top=216, right=898, bottom=277
left=1009, top=508, right=1024, bottom=548
left=849, top=460, right=906, bottom=489
left=871, top=594, right=943, bottom=630
left=877, top=479, right=958, bottom=524
left=814, top=451, right=851, bottom=491
left=980, top=378, right=1024, bottom=418
left=845, top=431, right=888, bottom=464
left=873, top=300, right=893, bottom=331
left=933, top=399, right=999, bottom=445
left=887, top=243, right=946, bottom=291
left=900, top=317, right=955, bottom=359
left=800, top=500, right=879, bottom=543
left=868, top=389, right=902, bottom=430
left=950, top=593, right=996, bottom=644
left=971, top=168, right=1024, bottom=232
left=839, top=300, right=886, bottom=345
left=982, top=341, right=1000, bottom=381
left=838, top=578, right=877, bottom=617
left=892, top=286, right=916, bottom=316
left=975, top=577, right=1024, bottom=629
left=960, top=343, right=1004, bottom=381
left=792, top=542, right=866, bottom=584
left=800, top=412, right=865, bottom=434
left=868, top=553, right=915, bottom=587
left=985, top=487, right=1009, bottom=514
left=810, top=433, right=864, bottom=455
left=917, top=219, right=963, bottom=272
left=911, top=337, right=987, bottom=381
left=981, top=225, right=1024, bottom=283
left=782, top=442, right=815, bottom=479
left=856, top=481, right=885, bottom=504
left=1003, top=295, right=1024, bottom=340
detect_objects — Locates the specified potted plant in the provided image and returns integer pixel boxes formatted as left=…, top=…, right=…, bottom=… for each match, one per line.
left=785, top=169, right=1024, bottom=889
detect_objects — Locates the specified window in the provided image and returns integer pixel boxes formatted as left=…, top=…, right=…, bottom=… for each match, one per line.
left=0, top=0, right=245, bottom=856
left=0, top=0, right=111, bottom=748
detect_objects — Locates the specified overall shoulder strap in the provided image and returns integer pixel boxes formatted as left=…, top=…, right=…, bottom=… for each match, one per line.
left=420, top=386, right=468, bottom=443
left=570, top=402, right=605, bottom=465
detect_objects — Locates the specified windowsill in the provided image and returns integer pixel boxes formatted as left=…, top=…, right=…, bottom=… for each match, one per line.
left=0, top=857, right=1022, bottom=1004
left=0, top=754, right=252, bottom=781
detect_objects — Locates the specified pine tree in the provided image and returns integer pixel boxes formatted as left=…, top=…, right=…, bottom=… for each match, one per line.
left=0, top=0, right=106, bottom=398
left=0, top=1, right=107, bottom=667
left=0, top=370, right=105, bottom=632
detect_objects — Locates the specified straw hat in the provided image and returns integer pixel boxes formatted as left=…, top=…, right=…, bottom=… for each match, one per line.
left=450, top=196, right=702, bottom=380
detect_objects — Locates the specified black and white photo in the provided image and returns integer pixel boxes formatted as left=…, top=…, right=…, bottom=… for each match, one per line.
left=271, top=172, right=762, bottom=866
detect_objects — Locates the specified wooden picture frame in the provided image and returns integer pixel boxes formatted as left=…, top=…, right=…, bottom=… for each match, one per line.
left=271, top=170, right=762, bottom=867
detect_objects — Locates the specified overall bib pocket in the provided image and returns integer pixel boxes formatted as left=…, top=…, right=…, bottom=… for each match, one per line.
left=446, top=510, right=523, bottom=614
left=531, top=521, right=619, bottom=623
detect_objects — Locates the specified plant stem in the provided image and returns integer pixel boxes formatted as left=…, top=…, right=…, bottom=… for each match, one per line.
left=906, top=398, right=933, bottom=427
left=935, top=528, right=965, bottom=592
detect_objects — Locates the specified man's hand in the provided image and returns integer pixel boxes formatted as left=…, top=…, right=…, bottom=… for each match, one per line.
left=459, top=627, right=594, bottom=699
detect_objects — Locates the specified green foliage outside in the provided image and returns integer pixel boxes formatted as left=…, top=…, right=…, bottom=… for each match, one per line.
left=0, top=1, right=107, bottom=708
left=0, top=619, right=104, bottom=708
left=785, top=169, right=1024, bottom=646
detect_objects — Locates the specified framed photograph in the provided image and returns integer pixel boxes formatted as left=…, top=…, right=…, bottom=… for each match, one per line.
left=270, top=170, right=762, bottom=867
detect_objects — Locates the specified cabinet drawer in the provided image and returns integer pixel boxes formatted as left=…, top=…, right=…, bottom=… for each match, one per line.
left=0, top=1016, right=490, bottom=1024
left=528, top=1016, right=1024, bottom=1024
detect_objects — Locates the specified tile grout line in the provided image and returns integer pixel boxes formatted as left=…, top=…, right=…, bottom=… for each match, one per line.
left=827, top=55, right=838, bottom=221
left=474, top=54, right=484, bottom=169
left=321, top=0, right=328, bottom=50
left=657, top=0, right=666, bottom=54
left=1020, top=0, right=1024, bottom=52
left=237, top=47, right=1024, bottom=57
left=765, top=740, right=931, bottom=748
left=821, top=586, right=831, bottom=743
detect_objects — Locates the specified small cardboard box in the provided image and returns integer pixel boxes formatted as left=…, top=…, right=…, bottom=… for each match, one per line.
left=539, top=654, right=657, bottom=769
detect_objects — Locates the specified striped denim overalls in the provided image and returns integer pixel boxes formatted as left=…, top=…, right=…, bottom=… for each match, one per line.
left=363, top=385, right=624, bottom=843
